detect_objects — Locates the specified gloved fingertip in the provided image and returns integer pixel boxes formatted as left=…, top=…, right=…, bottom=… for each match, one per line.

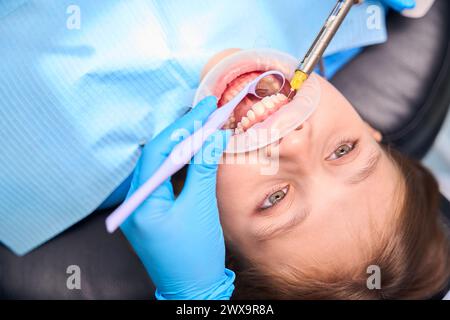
left=385, top=0, right=416, bottom=11
left=204, top=95, right=218, bottom=105
left=210, top=129, right=232, bottom=155
left=183, top=96, right=218, bottom=125
left=402, top=0, right=416, bottom=9
left=407, top=0, right=416, bottom=9
left=191, top=129, right=230, bottom=169
left=195, top=95, right=218, bottom=113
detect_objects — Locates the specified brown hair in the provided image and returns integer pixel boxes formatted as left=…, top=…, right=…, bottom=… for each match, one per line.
left=226, top=146, right=450, bottom=299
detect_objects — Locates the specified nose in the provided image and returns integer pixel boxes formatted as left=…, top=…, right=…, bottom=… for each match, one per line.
left=278, top=121, right=312, bottom=160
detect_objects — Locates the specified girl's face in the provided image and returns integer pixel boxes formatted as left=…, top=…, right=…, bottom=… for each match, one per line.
left=216, top=74, right=402, bottom=271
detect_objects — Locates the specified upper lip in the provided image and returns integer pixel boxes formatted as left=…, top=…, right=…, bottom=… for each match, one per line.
left=212, top=60, right=292, bottom=101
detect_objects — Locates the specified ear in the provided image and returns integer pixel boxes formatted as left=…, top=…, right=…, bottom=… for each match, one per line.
left=364, top=121, right=383, bottom=142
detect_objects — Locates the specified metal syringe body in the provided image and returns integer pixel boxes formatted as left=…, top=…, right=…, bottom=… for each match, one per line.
left=288, top=0, right=360, bottom=99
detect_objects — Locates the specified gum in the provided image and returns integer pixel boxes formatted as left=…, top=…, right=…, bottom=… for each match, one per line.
left=194, top=49, right=295, bottom=102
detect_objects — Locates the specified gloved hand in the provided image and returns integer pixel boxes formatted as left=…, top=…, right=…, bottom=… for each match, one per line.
left=121, top=96, right=235, bottom=300
left=380, top=0, right=416, bottom=12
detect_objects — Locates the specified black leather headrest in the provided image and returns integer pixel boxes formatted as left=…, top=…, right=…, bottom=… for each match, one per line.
left=1, top=0, right=449, bottom=300
left=331, top=0, right=450, bottom=159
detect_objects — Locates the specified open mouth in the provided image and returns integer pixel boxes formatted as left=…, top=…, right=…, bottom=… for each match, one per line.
left=194, top=49, right=320, bottom=153
left=217, top=70, right=292, bottom=135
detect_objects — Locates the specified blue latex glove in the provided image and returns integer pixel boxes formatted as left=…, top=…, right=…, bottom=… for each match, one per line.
left=121, top=96, right=235, bottom=300
left=380, top=0, right=416, bottom=12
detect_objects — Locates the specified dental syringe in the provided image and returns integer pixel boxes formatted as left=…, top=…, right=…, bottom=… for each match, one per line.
left=287, top=0, right=362, bottom=99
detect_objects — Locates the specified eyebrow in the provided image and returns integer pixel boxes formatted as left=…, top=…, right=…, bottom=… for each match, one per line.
left=348, top=148, right=382, bottom=185
left=255, top=206, right=311, bottom=241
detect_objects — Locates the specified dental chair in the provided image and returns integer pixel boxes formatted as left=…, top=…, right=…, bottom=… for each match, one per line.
left=1, top=0, right=449, bottom=299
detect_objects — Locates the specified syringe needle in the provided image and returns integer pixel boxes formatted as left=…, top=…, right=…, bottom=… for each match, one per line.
left=287, top=89, right=295, bottom=100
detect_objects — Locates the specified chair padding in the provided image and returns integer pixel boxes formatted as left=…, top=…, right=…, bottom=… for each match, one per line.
left=1, top=0, right=449, bottom=299
left=0, top=209, right=154, bottom=299
left=331, top=0, right=450, bottom=159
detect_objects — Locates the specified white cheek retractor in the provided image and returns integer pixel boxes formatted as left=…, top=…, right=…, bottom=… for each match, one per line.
left=193, top=48, right=321, bottom=153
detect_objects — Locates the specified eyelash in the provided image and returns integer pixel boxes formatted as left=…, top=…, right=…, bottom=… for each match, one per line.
left=258, top=184, right=290, bottom=212
left=327, top=137, right=359, bottom=160
left=258, top=137, right=359, bottom=212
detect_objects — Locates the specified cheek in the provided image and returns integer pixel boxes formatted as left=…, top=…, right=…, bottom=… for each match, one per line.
left=315, top=99, right=361, bottom=129
left=315, top=77, right=364, bottom=127
left=216, top=163, right=256, bottom=242
left=217, top=158, right=261, bottom=189
left=216, top=181, right=242, bottom=245
left=216, top=164, right=243, bottom=220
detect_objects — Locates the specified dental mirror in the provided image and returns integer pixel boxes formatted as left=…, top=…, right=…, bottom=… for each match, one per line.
left=253, top=72, right=285, bottom=98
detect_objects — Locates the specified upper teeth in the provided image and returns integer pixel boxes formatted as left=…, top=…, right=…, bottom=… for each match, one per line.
left=232, top=93, right=288, bottom=134
left=253, top=103, right=265, bottom=116
left=240, top=117, right=250, bottom=127
left=262, top=96, right=275, bottom=109
left=247, top=110, right=256, bottom=121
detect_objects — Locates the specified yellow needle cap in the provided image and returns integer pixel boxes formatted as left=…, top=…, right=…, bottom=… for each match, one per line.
left=290, top=70, right=309, bottom=91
